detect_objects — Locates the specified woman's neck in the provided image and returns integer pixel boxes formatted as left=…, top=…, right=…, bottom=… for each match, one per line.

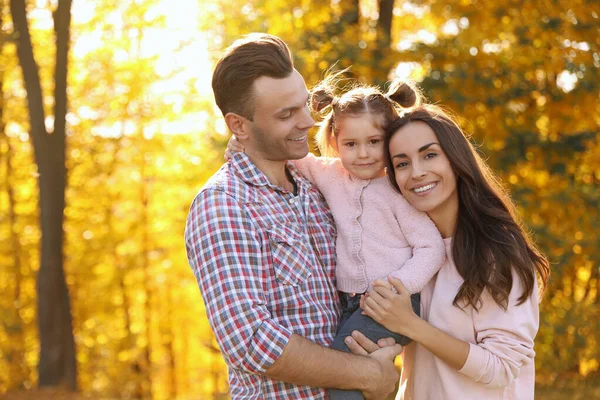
left=428, top=191, right=459, bottom=239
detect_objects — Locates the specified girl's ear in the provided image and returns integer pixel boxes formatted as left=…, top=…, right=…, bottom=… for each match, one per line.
left=329, top=134, right=339, bottom=153
left=224, top=112, right=250, bottom=140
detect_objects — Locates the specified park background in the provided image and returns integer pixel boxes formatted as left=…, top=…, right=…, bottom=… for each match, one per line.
left=0, top=0, right=598, bottom=399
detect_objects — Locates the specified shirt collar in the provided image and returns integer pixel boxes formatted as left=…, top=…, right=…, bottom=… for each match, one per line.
left=230, top=152, right=313, bottom=193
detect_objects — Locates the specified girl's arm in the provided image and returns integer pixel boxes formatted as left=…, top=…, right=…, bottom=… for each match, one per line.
left=388, top=196, right=446, bottom=294
left=363, top=275, right=538, bottom=388
left=289, top=153, right=343, bottom=190
left=224, top=135, right=342, bottom=190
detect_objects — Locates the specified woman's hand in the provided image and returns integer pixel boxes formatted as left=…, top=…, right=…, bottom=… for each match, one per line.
left=362, top=276, right=420, bottom=336
left=224, top=135, right=245, bottom=161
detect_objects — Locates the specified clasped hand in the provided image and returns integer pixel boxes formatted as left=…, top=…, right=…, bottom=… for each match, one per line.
left=360, top=276, right=419, bottom=338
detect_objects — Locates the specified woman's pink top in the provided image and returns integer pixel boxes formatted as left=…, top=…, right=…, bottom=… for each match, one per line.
left=397, top=238, right=539, bottom=400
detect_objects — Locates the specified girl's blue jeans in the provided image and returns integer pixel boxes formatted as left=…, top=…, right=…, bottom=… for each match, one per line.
left=328, top=291, right=421, bottom=400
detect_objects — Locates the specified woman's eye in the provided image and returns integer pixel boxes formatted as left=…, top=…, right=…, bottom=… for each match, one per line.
left=424, top=152, right=437, bottom=159
left=395, top=162, right=408, bottom=169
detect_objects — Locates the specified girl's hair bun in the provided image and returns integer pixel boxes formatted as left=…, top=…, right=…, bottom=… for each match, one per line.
left=310, top=86, right=335, bottom=112
left=386, top=79, right=422, bottom=108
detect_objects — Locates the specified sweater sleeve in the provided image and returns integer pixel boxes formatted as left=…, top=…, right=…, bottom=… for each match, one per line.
left=458, top=272, right=539, bottom=388
left=290, top=153, right=342, bottom=191
left=389, top=195, right=446, bottom=294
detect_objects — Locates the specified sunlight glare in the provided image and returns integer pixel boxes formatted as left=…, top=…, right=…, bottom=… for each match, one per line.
left=70, top=0, right=214, bottom=137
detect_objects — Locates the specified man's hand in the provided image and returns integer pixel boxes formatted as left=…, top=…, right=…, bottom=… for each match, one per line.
left=361, top=343, right=402, bottom=400
left=344, top=331, right=398, bottom=355
left=342, top=332, right=401, bottom=399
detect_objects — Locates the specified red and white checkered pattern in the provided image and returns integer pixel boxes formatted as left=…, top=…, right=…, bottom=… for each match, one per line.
left=185, top=152, right=340, bottom=399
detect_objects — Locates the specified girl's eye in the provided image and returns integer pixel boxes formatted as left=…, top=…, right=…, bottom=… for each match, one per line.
left=345, top=142, right=355, bottom=147
left=370, top=139, right=381, bottom=145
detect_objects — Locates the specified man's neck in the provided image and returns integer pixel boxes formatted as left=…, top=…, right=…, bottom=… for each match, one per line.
left=245, top=151, right=296, bottom=193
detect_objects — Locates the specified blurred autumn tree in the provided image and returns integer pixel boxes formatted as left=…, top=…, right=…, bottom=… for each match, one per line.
left=8, top=0, right=76, bottom=390
left=0, top=0, right=598, bottom=399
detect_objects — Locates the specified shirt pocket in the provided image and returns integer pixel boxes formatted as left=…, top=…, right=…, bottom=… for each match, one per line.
left=266, top=224, right=313, bottom=286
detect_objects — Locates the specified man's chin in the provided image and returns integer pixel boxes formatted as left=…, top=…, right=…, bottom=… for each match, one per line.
left=290, top=147, right=309, bottom=160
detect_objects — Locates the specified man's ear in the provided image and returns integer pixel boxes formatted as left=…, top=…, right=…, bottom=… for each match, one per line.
left=224, top=112, right=250, bottom=140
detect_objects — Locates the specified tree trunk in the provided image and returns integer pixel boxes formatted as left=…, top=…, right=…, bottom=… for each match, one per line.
left=377, top=0, right=394, bottom=48
left=9, top=0, right=76, bottom=389
left=164, top=288, right=177, bottom=399
left=372, top=0, right=395, bottom=84
left=140, top=149, right=154, bottom=399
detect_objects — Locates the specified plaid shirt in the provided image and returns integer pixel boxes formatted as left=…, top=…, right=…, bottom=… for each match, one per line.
left=185, top=152, right=340, bottom=399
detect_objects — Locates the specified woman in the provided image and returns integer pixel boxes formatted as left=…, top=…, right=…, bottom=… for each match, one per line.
left=346, top=84, right=550, bottom=400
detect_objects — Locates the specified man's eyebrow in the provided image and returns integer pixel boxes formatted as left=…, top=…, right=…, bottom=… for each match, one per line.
left=392, top=142, right=439, bottom=158
left=275, top=93, right=310, bottom=114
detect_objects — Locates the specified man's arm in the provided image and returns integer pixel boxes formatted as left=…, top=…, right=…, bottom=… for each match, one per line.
left=185, top=188, right=400, bottom=398
left=266, top=334, right=401, bottom=399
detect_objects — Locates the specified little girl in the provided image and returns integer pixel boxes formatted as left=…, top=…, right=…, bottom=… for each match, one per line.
left=228, top=75, right=446, bottom=399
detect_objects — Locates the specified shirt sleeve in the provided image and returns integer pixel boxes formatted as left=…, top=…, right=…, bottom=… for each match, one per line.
left=290, top=153, right=342, bottom=190
left=458, top=272, right=539, bottom=388
left=184, top=188, right=293, bottom=375
left=389, top=195, right=446, bottom=293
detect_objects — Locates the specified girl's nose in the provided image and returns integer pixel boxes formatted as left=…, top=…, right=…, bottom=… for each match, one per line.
left=358, top=145, right=368, bottom=158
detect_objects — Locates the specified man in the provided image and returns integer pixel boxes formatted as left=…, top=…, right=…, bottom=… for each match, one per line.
left=185, top=33, right=401, bottom=399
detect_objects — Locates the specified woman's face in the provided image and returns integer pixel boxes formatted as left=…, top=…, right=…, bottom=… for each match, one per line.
left=388, top=121, right=458, bottom=224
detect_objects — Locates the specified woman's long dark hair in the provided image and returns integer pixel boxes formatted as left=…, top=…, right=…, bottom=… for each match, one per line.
left=384, top=89, right=550, bottom=310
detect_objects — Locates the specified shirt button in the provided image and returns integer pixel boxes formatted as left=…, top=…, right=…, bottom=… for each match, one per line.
left=290, top=198, right=295, bottom=204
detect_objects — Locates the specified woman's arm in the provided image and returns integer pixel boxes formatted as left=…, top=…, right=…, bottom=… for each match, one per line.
left=363, top=275, right=538, bottom=387
left=362, top=277, right=469, bottom=369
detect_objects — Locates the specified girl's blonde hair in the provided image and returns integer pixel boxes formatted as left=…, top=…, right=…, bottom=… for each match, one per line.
left=310, top=71, right=422, bottom=157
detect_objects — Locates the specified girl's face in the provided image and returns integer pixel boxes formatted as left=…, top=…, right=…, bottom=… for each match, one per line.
left=335, top=114, right=386, bottom=180
left=388, top=121, right=458, bottom=224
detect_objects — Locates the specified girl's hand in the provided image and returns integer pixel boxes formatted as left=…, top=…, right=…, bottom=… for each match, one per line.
left=224, top=135, right=245, bottom=161
left=359, top=280, right=393, bottom=315
left=362, top=276, right=419, bottom=336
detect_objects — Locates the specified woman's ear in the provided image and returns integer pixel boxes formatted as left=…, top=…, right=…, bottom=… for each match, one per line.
left=224, top=112, right=250, bottom=140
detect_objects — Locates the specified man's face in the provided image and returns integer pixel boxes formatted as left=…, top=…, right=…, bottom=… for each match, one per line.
left=245, top=70, right=315, bottom=163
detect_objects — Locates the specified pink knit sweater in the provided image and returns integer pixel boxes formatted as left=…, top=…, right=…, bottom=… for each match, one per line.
left=292, top=154, right=445, bottom=294
left=397, top=238, right=539, bottom=400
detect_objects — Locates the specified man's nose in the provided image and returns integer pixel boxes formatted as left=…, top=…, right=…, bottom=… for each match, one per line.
left=298, top=106, right=315, bottom=130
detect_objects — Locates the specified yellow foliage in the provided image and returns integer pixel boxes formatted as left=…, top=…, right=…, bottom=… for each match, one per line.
left=0, top=0, right=598, bottom=398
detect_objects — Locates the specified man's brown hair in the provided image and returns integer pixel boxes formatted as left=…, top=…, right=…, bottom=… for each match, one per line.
left=212, top=33, right=294, bottom=120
